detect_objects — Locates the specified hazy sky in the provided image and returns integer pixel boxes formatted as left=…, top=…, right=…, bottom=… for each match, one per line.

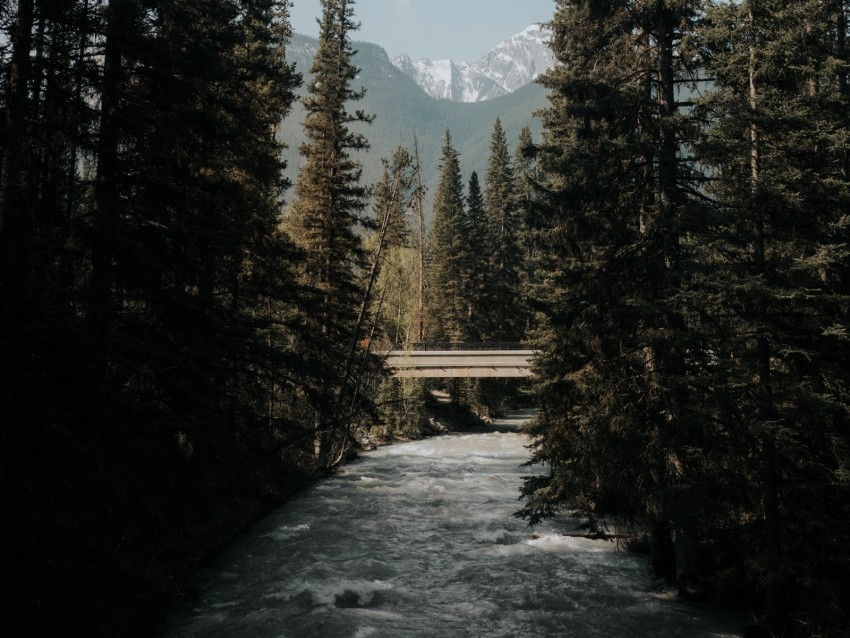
left=289, top=0, right=556, bottom=63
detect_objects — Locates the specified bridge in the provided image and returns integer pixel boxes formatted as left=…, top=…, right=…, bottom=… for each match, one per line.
left=383, top=343, right=535, bottom=378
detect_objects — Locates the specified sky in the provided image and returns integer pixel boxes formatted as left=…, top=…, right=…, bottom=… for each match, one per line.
left=288, top=0, right=556, bottom=63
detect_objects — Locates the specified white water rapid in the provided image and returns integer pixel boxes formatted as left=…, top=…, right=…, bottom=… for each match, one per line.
left=163, top=410, right=743, bottom=637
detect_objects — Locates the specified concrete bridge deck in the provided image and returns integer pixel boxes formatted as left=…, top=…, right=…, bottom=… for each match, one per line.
left=384, top=348, right=535, bottom=378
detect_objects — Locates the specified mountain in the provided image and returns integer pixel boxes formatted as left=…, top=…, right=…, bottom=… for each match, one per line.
left=280, top=33, right=548, bottom=216
left=391, top=25, right=554, bottom=103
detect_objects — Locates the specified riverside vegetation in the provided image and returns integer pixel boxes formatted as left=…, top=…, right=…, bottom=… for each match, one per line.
left=1, top=1, right=848, bottom=637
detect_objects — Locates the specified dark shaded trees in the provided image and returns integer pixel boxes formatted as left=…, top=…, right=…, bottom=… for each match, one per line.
left=84, top=0, right=305, bottom=465
left=0, top=1, right=307, bottom=634
left=518, top=0, right=714, bottom=592
left=283, top=0, right=374, bottom=469
left=513, top=125, right=540, bottom=334
left=694, top=0, right=850, bottom=629
left=520, top=0, right=850, bottom=634
left=0, top=0, right=33, bottom=241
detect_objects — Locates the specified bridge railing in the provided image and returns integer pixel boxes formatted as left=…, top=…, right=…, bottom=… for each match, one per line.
left=392, top=342, right=530, bottom=351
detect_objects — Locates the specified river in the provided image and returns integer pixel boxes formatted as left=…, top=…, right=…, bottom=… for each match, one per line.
left=163, top=410, right=743, bottom=637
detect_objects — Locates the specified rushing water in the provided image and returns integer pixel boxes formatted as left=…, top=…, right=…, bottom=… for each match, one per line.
left=163, top=411, right=743, bottom=637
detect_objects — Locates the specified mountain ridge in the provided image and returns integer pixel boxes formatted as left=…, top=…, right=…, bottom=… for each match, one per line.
left=391, top=25, right=554, bottom=103
left=281, top=33, right=548, bottom=214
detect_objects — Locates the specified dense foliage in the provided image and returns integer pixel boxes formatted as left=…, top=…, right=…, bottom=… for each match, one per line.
left=282, top=0, right=379, bottom=470
left=4, top=0, right=848, bottom=636
left=0, top=0, right=374, bottom=634
left=520, top=1, right=850, bottom=636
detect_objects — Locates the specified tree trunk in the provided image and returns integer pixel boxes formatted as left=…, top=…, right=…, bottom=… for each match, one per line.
left=413, top=133, right=426, bottom=343
left=749, top=3, right=782, bottom=626
left=651, top=519, right=676, bottom=579
left=655, top=6, right=696, bottom=591
left=838, top=2, right=850, bottom=181
left=336, top=165, right=402, bottom=415
left=0, top=0, right=35, bottom=243
left=25, top=12, right=45, bottom=213
left=89, top=0, right=129, bottom=334
left=63, top=0, right=91, bottom=291
left=674, top=522, right=702, bottom=595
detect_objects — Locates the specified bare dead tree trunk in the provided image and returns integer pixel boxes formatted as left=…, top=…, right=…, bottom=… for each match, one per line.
left=331, top=162, right=407, bottom=466
left=413, top=132, right=427, bottom=343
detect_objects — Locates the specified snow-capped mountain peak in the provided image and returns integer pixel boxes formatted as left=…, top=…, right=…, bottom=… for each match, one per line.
left=392, top=24, right=553, bottom=103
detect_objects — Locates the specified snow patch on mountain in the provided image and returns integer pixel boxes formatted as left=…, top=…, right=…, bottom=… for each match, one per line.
left=392, top=25, right=554, bottom=103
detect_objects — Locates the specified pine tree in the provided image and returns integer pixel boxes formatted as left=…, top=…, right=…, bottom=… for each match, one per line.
left=284, top=0, right=373, bottom=468
left=481, top=118, right=523, bottom=342
left=695, top=0, right=850, bottom=629
left=373, top=147, right=413, bottom=249
left=1, top=2, right=308, bottom=632
left=455, top=171, right=489, bottom=411
left=462, top=170, right=489, bottom=341
left=0, top=0, right=34, bottom=243
left=513, top=125, right=538, bottom=295
left=426, top=129, right=468, bottom=343
left=519, top=0, right=711, bottom=590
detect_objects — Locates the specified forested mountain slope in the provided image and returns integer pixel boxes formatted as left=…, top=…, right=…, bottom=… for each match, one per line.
left=281, top=34, right=547, bottom=206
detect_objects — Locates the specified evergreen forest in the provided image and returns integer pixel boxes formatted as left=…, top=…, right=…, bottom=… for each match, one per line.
left=0, top=1, right=848, bottom=637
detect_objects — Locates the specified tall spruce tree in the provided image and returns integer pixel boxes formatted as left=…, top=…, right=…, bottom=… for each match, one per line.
left=482, top=117, right=523, bottom=342
left=426, top=129, right=468, bottom=343
left=88, top=0, right=303, bottom=450
left=1, top=1, right=307, bottom=632
left=462, top=170, right=489, bottom=341
left=0, top=0, right=34, bottom=243
left=513, top=125, right=539, bottom=320
left=454, top=171, right=489, bottom=411
left=284, top=0, right=373, bottom=468
left=519, top=0, right=711, bottom=591
left=695, top=0, right=850, bottom=629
